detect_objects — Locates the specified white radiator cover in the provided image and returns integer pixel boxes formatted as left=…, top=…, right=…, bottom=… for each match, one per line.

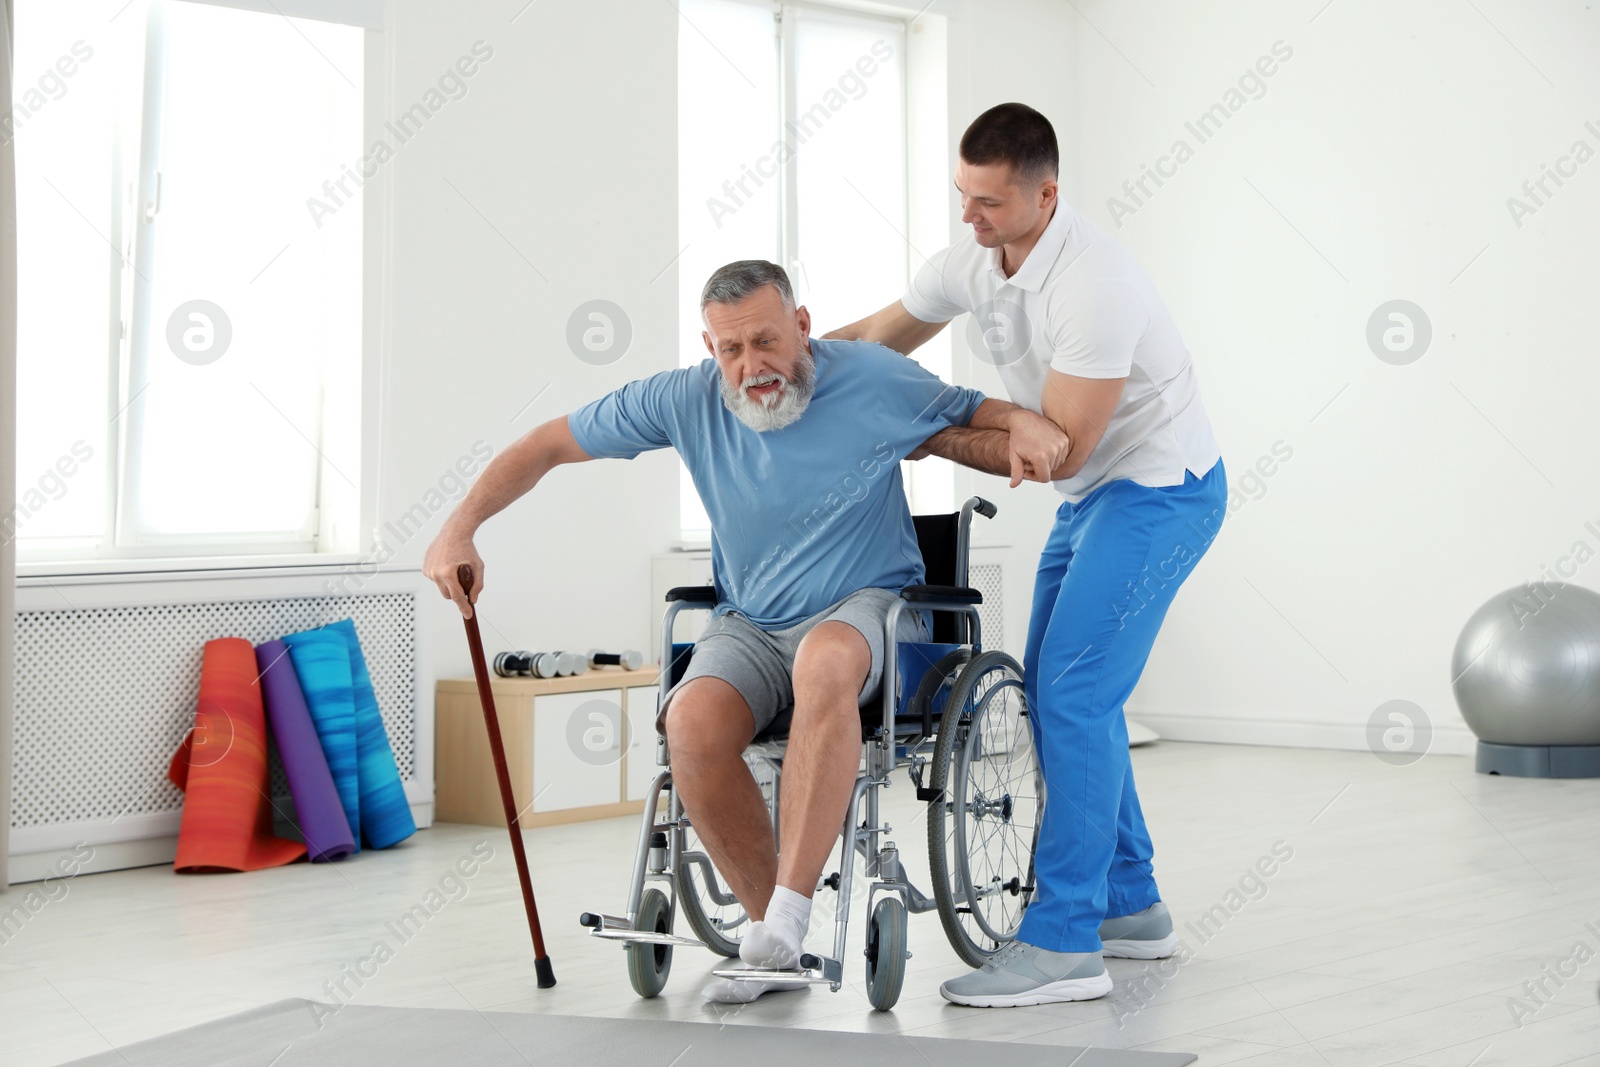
left=969, top=561, right=1004, bottom=651
left=8, top=567, right=434, bottom=883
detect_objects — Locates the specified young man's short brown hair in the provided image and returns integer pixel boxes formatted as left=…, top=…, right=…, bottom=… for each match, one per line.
left=959, top=102, right=1059, bottom=185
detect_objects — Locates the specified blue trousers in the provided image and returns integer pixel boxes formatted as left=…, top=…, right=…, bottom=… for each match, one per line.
left=1015, top=459, right=1227, bottom=952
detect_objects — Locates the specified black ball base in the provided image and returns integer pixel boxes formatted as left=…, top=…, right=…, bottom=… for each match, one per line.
left=1476, top=741, right=1600, bottom=778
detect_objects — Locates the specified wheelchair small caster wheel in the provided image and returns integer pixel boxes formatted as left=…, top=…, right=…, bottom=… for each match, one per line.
left=626, top=888, right=674, bottom=998
left=865, top=897, right=908, bottom=1011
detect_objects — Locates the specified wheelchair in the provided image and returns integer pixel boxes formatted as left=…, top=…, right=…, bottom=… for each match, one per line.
left=579, top=497, right=1041, bottom=1011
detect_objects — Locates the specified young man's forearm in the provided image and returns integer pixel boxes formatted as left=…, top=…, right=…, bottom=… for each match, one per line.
left=823, top=301, right=947, bottom=355
left=969, top=396, right=1071, bottom=484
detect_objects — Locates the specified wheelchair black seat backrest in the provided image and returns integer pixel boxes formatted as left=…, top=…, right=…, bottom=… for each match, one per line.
left=912, top=512, right=962, bottom=643
left=666, top=507, right=976, bottom=691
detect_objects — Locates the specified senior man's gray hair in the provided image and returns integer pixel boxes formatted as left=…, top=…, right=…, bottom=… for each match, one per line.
left=699, top=259, right=795, bottom=316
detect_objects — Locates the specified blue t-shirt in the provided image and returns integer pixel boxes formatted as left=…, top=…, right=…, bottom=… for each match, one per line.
left=568, top=338, right=985, bottom=629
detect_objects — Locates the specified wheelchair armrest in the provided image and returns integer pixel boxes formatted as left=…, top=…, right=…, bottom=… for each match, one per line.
left=665, top=586, right=717, bottom=604
left=900, top=584, right=983, bottom=605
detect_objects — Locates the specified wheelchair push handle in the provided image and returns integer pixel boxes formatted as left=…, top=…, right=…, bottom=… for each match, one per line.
left=971, top=497, right=997, bottom=519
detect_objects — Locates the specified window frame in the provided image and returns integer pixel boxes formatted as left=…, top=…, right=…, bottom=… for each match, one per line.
left=675, top=0, right=948, bottom=545
left=775, top=2, right=911, bottom=295
left=117, top=1, right=329, bottom=558
left=14, top=0, right=381, bottom=574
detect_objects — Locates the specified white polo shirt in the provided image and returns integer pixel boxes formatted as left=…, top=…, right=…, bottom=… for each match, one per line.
left=902, top=199, right=1221, bottom=502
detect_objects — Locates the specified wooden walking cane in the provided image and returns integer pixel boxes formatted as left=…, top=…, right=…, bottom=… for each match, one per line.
left=457, top=564, right=556, bottom=988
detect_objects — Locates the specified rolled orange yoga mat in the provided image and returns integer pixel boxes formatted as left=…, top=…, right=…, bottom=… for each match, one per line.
left=168, top=637, right=307, bottom=873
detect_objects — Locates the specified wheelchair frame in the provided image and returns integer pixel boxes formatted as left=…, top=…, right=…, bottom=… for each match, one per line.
left=580, top=497, right=1038, bottom=1010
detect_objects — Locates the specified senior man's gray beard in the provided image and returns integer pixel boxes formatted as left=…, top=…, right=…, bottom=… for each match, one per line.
left=719, top=351, right=817, bottom=432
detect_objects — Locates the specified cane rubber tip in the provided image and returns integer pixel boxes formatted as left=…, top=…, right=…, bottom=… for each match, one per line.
left=535, top=956, right=557, bottom=988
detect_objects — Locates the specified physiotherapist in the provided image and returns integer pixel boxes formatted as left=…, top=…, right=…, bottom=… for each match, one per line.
left=828, top=102, right=1228, bottom=1008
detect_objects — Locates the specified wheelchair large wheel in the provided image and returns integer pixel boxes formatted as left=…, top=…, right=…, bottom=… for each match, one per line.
left=864, top=897, right=908, bottom=1012
left=927, top=651, right=1041, bottom=969
left=674, top=810, right=750, bottom=958
left=626, top=888, right=674, bottom=998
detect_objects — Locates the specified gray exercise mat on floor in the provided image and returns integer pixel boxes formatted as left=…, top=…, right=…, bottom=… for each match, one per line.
left=58, top=998, right=1197, bottom=1066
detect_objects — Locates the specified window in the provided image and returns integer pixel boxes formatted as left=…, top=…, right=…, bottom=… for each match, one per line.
left=677, top=0, right=949, bottom=543
left=13, top=0, right=364, bottom=563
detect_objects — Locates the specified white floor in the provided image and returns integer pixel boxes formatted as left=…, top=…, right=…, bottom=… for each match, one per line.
left=3, top=741, right=1599, bottom=1066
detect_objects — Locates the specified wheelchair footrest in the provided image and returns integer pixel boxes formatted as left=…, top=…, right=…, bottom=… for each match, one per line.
left=712, top=967, right=834, bottom=985
left=581, top=910, right=707, bottom=948
left=798, top=953, right=844, bottom=984
left=587, top=928, right=708, bottom=948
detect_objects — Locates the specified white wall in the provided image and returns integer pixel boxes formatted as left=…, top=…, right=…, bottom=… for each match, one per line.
left=381, top=0, right=1092, bottom=702
left=385, top=0, right=1600, bottom=762
left=384, top=0, right=1069, bottom=684
left=1056, top=0, right=1600, bottom=753
left=373, top=1, right=680, bottom=682
left=1, top=0, right=16, bottom=889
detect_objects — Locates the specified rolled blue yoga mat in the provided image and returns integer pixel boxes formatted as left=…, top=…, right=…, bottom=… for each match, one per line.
left=255, top=640, right=356, bottom=862
left=327, top=618, right=416, bottom=850
left=282, top=628, right=362, bottom=852
left=283, top=620, right=416, bottom=851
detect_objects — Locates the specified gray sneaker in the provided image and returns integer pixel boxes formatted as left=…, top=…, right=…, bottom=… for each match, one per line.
left=939, top=940, right=1113, bottom=1007
left=1098, top=901, right=1179, bottom=959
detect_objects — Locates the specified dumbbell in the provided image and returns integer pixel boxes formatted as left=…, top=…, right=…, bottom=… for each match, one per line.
left=587, top=648, right=644, bottom=671
left=493, top=651, right=561, bottom=678
left=493, top=651, right=585, bottom=678
left=550, top=651, right=588, bottom=676
left=494, top=650, right=596, bottom=678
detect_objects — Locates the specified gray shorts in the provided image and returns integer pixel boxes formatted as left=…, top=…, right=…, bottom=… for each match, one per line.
left=658, top=588, right=929, bottom=738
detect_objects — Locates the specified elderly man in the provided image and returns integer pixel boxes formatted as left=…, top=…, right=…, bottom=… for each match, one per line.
left=424, top=259, right=1067, bottom=1002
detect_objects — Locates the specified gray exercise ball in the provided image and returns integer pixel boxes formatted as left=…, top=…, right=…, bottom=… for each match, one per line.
left=1451, top=583, right=1600, bottom=746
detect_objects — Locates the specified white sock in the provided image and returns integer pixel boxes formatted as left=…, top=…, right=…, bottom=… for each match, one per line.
left=738, top=885, right=812, bottom=969
left=764, top=884, right=812, bottom=948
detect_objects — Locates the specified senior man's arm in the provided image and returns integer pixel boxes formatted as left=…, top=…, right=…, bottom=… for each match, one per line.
left=918, top=398, right=1071, bottom=487
left=422, top=416, right=593, bottom=618
left=831, top=299, right=1070, bottom=484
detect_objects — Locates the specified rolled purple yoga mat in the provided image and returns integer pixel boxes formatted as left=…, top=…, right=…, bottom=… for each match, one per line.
left=256, top=640, right=356, bottom=862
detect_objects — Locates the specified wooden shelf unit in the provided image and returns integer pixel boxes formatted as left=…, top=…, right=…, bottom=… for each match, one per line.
left=435, top=665, right=662, bottom=829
